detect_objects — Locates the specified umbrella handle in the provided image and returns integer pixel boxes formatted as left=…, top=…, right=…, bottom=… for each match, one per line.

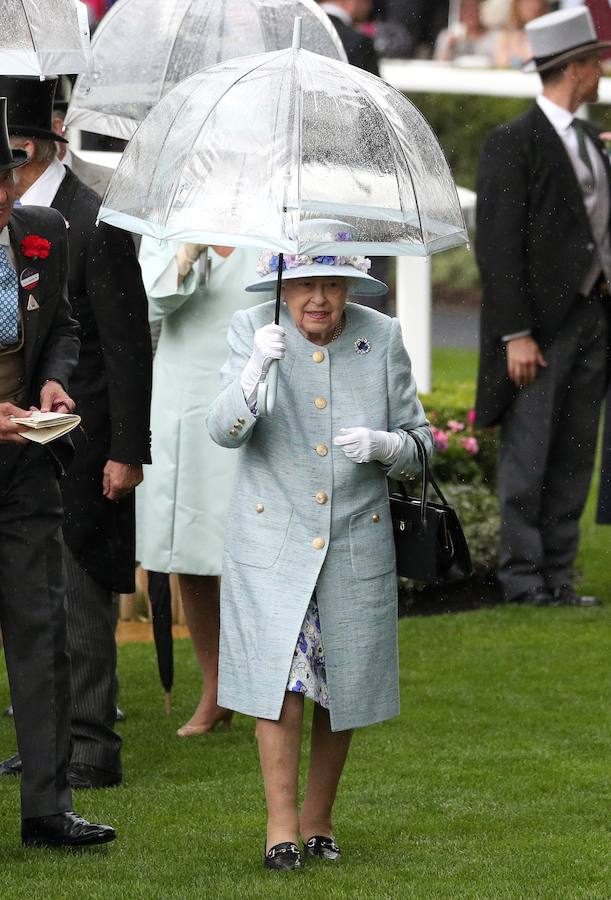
left=256, top=359, right=278, bottom=417
left=256, top=252, right=283, bottom=418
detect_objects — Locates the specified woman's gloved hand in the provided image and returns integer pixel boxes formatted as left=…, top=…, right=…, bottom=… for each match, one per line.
left=240, top=324, right=286, bottom=408
left=333, top=427, right=402, bottom=464
left=176, top=243, right=208, bottom=279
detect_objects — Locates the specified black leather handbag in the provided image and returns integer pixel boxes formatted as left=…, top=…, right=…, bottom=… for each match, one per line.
left=389, top=432, right=473, bottom=584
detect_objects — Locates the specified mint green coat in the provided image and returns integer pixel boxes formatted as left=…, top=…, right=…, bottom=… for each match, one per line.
left=207, top=301, right=432, bottom=731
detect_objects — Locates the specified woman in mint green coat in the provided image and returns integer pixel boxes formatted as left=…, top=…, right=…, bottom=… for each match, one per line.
left=207, top=241, right=432, bottom=871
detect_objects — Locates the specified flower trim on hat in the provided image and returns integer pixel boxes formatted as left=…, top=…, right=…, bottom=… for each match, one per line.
left=256, top=251, right=372, bottom=278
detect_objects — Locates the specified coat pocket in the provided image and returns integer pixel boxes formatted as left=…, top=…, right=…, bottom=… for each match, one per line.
left=226, top=497, right=293, bottom=569
left=349, top=504, right=396, bottom=580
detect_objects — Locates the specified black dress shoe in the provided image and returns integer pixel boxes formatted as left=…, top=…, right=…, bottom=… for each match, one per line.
left=263, top=842, right=304, bottom=871
left=22, top=811, right=116, bottom=848
left=0, top=753, right=22, bottom=776
left=512, top=587, right=553, bottom=607
left=551, top=586, right=600, bottom=607
left=115, top=706, right=126, bottom=722
left=304, top=835, right=341, bottom=860
left=68, top=764, right=122, bottom=790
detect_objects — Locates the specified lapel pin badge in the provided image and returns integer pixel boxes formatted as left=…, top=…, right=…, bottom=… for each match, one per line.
left=20, top=267, right=40, bottom=291
left=27, top=295, right=39, bottom=311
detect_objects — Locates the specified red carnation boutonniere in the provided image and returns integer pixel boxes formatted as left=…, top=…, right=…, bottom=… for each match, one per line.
left=21, top=235, right=51, bottom=260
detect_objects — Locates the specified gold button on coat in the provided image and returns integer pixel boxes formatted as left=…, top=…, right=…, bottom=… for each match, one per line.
left=312, top=351, right=325, bottom=363
left=315, top=491, right=328, bottom=505
left=255, top=504, right=264, bottom=514
left=372, top=514, right=380, bottom=523
left=229, top=428, right=238, bottom=436
left=312, top=537, right=326, bottom=550
left=237, top=417, right=245, bottom=425
left=315, top=443, right=329, bottom=457
left=314, top=397, right=327, bottom=410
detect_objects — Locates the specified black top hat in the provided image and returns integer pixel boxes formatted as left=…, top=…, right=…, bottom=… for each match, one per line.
left=0, top=75, right=68, bottom=144
left=0, top=98, right=29, bottom=173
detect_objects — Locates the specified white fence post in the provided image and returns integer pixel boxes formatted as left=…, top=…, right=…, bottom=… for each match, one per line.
left=396, top=256, right=432, bottom=395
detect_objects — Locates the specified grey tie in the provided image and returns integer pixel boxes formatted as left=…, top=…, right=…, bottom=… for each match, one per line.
left=571, top=119, right=594, bottom=178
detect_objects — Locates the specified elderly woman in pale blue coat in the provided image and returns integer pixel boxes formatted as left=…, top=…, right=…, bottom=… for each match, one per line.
left=208, top=243, right=432, bottom=871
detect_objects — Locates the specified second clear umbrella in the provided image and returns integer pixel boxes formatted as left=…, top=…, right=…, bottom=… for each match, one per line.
left=0, top=0, right=91, bottom=76
left=65, top=0, right=346, bottom=140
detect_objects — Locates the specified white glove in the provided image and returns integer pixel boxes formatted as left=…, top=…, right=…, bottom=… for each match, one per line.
left=240, top=323, right=286, bottom=408
left=176, top=243, right=207, bottom=279
left=333, top=427, right=402, bottom=464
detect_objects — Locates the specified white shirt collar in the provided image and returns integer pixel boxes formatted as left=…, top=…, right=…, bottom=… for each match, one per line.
left=19, top=157, right=67, bottom=208
left=537, top=94, right=575, bottom=135
left=0, top=226, right=10, bottom=247
left=63, top=148, right=74, bottom=169
left=319, top=3, right=352, bottom=26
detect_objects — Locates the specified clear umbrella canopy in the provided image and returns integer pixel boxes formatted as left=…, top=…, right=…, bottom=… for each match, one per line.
left=99, top=47, right=467, bottom=258
left=65, top=0, right=347, bottom=140
left=0, top=0, right=91, bottom=76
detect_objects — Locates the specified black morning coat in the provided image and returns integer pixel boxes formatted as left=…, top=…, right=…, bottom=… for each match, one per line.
left=51, top=166, right=152, bottom=594
left=0, top=205, right=79, bottom=483
left=326, top=14, right=380, bottom=75
left=475, top=103, right=611, bottom=428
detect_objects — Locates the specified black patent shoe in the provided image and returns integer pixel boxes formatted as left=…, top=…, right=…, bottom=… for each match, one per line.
left=0, top=753, right=22, bottom=776
left=22, top=811, right=116, bottom=848
left=263, top=841, right=303, bottom=871
left=305, top=835, right=342, bottom=860
left=551, top=586, right=600, bottom=607
left=512, top=587, right=554, bottom=607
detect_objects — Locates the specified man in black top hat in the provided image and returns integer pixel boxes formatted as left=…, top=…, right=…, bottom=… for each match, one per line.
left=475, top=8, right=611, bottom=607
left=0, top=96, right=115, bottom=847
left=0, top=75, right=152, bottom=791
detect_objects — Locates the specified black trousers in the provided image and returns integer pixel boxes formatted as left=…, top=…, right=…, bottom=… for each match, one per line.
left=498, top=296, right=607, bottom=601
left=65, top=545, right=121, bottom=774
left=0, top=448, right=72, bottom=818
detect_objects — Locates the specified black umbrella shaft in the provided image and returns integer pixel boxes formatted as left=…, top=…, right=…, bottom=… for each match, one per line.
left=274, top=253, right=283, bottom=325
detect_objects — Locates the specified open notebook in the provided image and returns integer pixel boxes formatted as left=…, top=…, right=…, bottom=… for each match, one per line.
left=11, top=411, right=81, bottom=444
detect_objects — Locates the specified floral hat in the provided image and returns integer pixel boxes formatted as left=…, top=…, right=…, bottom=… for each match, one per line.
left=244, top=220, right=389, bottom=296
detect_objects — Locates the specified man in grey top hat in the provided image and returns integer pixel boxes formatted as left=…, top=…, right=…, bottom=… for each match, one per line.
left=475, top=7, right=611, bottom=606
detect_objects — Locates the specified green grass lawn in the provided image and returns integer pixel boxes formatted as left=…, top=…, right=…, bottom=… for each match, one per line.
left=0, top=348, right=608, bottom=898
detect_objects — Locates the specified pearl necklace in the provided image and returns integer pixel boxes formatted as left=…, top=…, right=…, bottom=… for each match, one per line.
left=329, top=315, right=345, bottom=343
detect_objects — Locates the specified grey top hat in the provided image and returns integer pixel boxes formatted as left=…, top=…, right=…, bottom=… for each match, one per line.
left=523, top=7, right=611, bottom=74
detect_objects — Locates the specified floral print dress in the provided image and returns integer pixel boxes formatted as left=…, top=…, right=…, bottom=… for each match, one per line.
left=286, top=593, right=329, bottom=709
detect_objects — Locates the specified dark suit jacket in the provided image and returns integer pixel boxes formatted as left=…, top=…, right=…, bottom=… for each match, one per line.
left=475, top=104, right=611, bottom=427
left=0, top=205, right=79, bottom=484
left=326, top=14, right=379, bottom=75
left=51, top=166, right=152, bottom=592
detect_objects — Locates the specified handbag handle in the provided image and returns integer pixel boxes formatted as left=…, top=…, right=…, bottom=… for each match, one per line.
left=399, top=431, right=448, bottom=523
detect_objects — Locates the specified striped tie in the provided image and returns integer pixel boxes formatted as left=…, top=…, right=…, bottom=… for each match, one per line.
left=0, top=245, right=19, bottom=347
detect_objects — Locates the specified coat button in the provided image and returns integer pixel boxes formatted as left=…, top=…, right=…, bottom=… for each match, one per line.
left=372, top=514, right=380, bottom=523
left=229, top=428, right=238, bottom=436
left=315, top=491, right=328, bottom=505
left=314, top=397, right=327, bottom=410
left=235, top=423, right=243, bottom=430
left=312, top=537, right=326, bottom=550
left=237, top=417, right=246, bottom=425
left=315, top=443, right=328, bottom=457
left=255, top=503, right=264, bottom=513
left=312, top=351, right=325, bottom=363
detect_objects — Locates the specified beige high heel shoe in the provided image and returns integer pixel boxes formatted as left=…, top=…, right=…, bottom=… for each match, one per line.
left=176, top=710, right=233, bottom=737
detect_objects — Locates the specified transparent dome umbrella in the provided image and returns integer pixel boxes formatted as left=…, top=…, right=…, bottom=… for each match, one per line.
left=99, top=21, right=468, bottom=413
left=65, top=0, right=347, bottom=140
left=0, top=0, right=91, bottom=77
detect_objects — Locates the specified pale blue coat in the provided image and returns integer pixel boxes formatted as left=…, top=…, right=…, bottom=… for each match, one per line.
left=207, top=301, right=432, bottom=731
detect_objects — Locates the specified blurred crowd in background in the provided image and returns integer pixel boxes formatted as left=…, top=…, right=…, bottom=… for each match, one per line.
left=81, top=1, right=611, bottom=67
